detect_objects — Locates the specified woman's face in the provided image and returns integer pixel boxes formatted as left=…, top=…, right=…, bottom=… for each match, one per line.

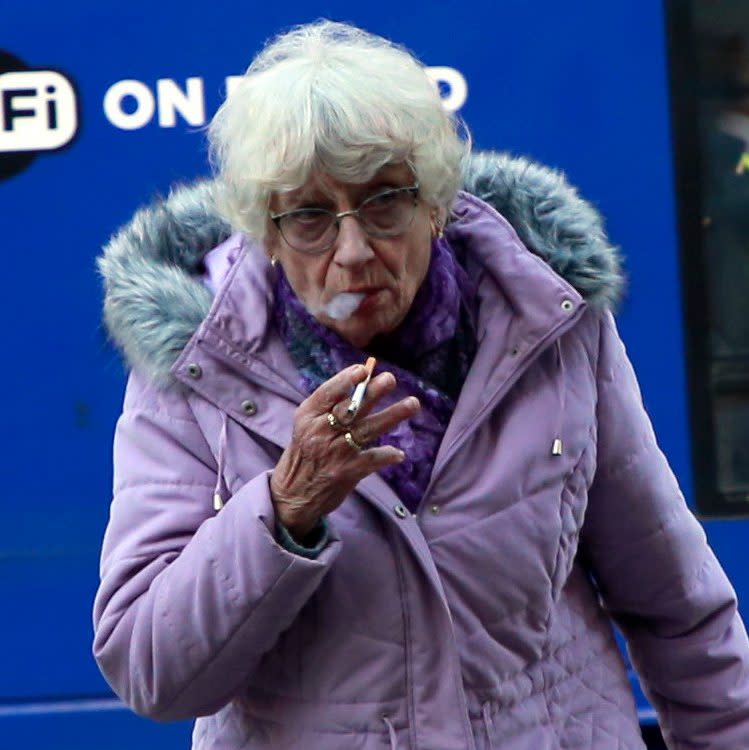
left=266, top=163, right=436, bottom=348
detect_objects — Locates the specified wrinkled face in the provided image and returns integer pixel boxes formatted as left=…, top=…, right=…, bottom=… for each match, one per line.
left=266, top=163, right=437, bottom=348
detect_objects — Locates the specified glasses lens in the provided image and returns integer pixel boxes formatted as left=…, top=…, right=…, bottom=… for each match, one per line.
left=279, top=209, right=336, bottom=253
left=359, top=189, right=417, bottom=236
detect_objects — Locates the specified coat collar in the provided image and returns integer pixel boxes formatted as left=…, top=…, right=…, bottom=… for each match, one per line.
left=98, top=151, right=624, bottom=386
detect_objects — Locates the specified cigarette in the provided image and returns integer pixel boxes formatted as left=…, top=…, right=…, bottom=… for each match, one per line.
left=347, top=357, right=376, bottom=416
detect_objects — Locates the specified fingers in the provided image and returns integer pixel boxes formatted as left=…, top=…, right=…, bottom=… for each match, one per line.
left=307, top=365, right=421, bottom=454
left=306, top=364, right=368, bottom=413
left=337, top=371, right=397, bottom=423
left=276, top=365, right=419, bottom=528
left=356, top=444, right=406, bottom=468
left=321, top=368, right=420, bottom=446
left=348, top=396, right=421, bottom=446
left=310, top=368, right=397, bottom=426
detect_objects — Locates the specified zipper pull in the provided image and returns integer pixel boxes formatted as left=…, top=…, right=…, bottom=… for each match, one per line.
left=213, top=492, right=225, bottom=512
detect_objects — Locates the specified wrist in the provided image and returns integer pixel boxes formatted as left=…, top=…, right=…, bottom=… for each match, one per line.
left=281, top=514, right=320, bottom=541
left=271, top=495, right=320, bottom=539
left=287, top=518, right=325, bottom=546
left=275, top=516, right=329, bottom=559
left=269, top=473, right=321, bottom=539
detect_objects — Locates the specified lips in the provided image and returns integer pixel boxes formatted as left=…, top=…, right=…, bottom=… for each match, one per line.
left=355, top=288, right=385, bottom=313
left=322, top=286, right=386, bottom=319
left=345, top=286, right=382, bottom=295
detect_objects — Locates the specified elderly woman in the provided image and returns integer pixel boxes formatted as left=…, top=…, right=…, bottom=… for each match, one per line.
left=93, top=20, right=749, bottom=750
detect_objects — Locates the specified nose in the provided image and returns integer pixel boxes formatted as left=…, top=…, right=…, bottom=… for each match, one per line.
left=332, top=214, right=375, bottom=267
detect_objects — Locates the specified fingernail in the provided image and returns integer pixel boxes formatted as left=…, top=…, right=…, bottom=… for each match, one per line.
left=408, top=397, right=420, bottom=408
left=395, top=450, right=406, bottom=461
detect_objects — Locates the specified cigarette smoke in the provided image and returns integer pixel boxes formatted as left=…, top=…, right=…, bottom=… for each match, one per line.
left=318, top=292, right=366, bottom=320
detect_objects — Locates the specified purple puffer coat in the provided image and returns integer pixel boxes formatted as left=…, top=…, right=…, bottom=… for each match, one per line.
left=94, top=153, right=749, bottom=749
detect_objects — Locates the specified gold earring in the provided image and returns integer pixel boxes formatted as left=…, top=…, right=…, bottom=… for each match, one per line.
left=269, top=255, right=278, bottom=267
left=433, top=219, right=444, bottom=239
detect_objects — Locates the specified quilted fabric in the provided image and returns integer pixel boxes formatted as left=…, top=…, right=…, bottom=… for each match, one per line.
left=93, top=155, right=749, bottom=749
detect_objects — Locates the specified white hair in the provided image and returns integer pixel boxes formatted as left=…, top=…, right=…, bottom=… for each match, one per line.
left=208, top=20, right=468, bottom=241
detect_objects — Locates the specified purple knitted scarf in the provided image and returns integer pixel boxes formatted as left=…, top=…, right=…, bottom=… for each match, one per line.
left=273, top=237, right=478, bottom=511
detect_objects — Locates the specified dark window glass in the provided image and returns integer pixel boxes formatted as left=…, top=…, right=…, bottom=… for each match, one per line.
left=668, top=1, right=749, bottom=514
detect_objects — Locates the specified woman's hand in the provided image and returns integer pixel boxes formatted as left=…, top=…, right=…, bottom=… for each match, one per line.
left=270, top=364, right=420, bottom=538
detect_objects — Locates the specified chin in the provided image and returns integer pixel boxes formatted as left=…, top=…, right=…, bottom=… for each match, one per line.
left=334, top=324, right=376, bottom=349
left=335, top=313, right=403, bottom=349
left=327, top=316, right=376, bottom=347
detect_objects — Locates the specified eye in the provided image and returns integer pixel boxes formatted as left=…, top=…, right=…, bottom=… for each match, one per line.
left=364, top=190, right=400, bottom=210
left=292, top=209, right=328, bottom=225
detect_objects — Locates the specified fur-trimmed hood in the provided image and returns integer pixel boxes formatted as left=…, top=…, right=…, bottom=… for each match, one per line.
left=98, top=151, right=623, bottom=383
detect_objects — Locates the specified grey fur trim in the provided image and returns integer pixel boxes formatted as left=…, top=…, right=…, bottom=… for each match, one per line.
left=98, top=180, right=231, bottom=385
left=462, top=152, right=624, bottom=311
left=98, top=152, right=624, bottom=383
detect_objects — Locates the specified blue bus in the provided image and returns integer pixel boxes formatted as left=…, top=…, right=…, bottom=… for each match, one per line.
left=2, top=2, right=746, bottom=747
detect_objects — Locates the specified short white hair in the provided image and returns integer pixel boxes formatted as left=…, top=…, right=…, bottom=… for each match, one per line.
left=208, top=20, right=468, bottom=241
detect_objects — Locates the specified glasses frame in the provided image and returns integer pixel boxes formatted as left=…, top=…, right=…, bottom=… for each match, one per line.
left=269, top=183, right=420, bottom=255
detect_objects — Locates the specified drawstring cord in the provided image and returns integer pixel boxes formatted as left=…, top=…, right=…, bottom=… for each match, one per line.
left=381, top=715, right=398, bottom=750
left=482, top=701, right=495, bottom=749
left=552, top=339, right=566, bottom=457
left=213, top=412, right=229, bottom=511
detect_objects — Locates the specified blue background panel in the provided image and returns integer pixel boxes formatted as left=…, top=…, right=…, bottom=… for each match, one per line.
left=0, top=703, right=191, bottom=748
left=3, top=1, right=739, bottom=747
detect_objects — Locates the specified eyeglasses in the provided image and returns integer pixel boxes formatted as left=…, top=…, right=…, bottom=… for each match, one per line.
left=269, top=184, right=420, bottom=255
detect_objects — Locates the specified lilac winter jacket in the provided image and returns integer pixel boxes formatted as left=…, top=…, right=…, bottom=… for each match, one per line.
left=94, top=153, right=749, bottom=749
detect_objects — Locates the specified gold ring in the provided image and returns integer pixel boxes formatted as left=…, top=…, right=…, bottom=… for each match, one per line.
left=326, top=412, right=341, bottom=430
left=343, top=431, right=363, bottom=452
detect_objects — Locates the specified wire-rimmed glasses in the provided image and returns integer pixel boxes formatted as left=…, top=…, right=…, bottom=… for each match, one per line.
left=269, top=184, right=420, bottom=255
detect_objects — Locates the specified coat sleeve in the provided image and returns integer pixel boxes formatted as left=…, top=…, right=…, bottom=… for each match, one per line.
left=581, top=311, right=749, bottom=749
left=92, top=371, right=342, bottom=721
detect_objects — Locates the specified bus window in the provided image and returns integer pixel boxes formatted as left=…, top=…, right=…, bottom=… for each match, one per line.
left=669, top=1, right=749, bottom=515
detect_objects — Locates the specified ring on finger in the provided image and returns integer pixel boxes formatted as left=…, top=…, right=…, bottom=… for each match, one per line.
left=343, top=431, right=364, bottom=452
left=326, top=412, right=342, bottom=431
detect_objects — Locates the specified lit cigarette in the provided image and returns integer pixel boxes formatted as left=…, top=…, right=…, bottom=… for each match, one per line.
left=347, top=357, right=376, bottom=416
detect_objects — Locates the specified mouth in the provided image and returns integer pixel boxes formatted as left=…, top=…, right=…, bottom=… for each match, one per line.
left=319, top=291, right=367, bottom=320
left=351, top=288, right=386, bottom=314
left=345, top=286, right=383, bottom=295
left=320, top=288, right=386, bottom=321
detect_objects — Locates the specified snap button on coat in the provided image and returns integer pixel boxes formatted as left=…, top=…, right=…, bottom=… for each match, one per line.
left=241, top=400, right=257, bottom=416
left=394, top=503, right=408, bottom=519
left=187, top=363, right=202, bottom=379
